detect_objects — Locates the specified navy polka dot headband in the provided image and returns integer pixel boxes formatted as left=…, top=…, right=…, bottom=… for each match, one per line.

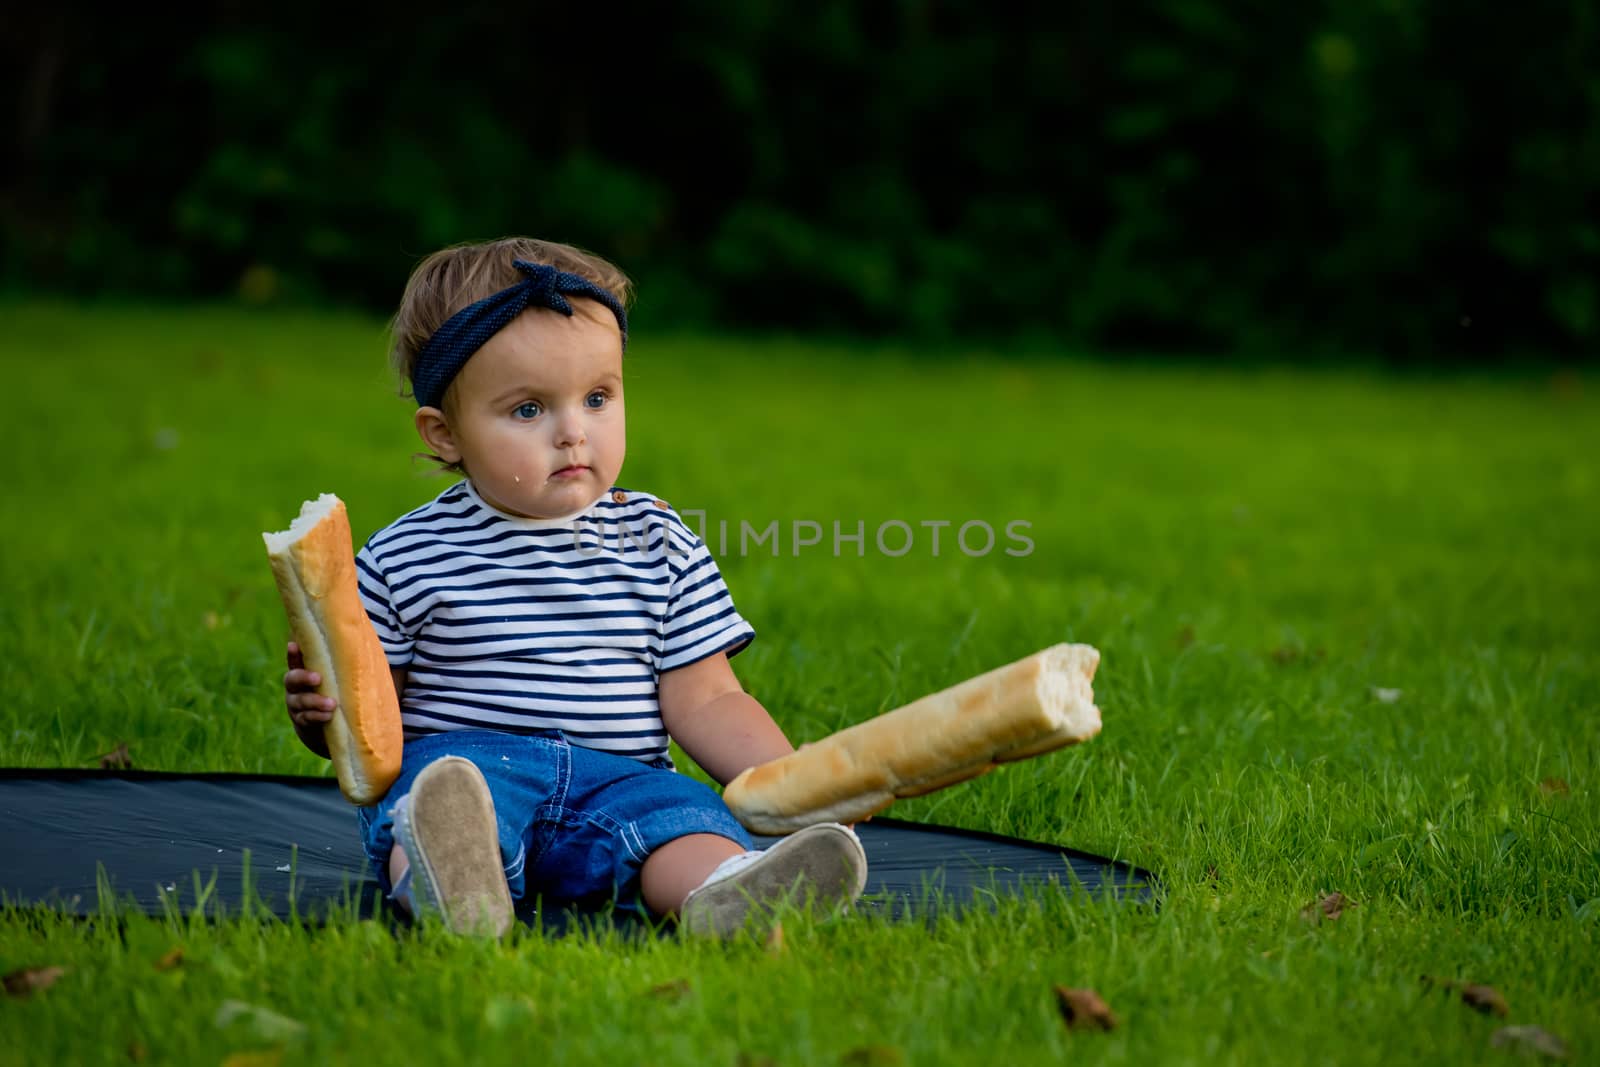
left=411, top=259, right=629, bottom=410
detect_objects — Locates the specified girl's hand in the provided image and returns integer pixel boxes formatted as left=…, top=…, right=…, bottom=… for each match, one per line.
left=284, top=640, right=337, bottom=729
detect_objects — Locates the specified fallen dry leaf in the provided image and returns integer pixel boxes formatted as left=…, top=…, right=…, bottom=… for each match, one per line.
left=765, top=920, right=785, bottom=956
left=126, top=1039, right=147, bottom=1061
left=1491, top=1025, right=1570, bottom=1060
left=1538, top=778, right=1570, bottom=797
left=1548, top=370, right=1583, bottom=400
left=154, top=947, right=184, bottom=971
left=1054, top=986, right=1118, bottom=1031
left=839, top=1046, right=903, bottom=1066
left=1301, top=891, right=1354, bottom=923
left=221, top=1051, right=284, bottom=1067
left=3, top=965, right=67, bottom=996
left=96, top=742, right=133, bottom=770
left=647, top=978, right=691, bottom=1001
left=1461, top=983, right=1509, bottom=1017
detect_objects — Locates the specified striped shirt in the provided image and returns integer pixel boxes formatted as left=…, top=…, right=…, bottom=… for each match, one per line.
left=353, top=479, right=755, bottom=766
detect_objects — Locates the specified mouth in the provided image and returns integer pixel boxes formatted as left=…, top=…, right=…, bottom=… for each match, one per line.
left=551, top=464, right=590, bottom=479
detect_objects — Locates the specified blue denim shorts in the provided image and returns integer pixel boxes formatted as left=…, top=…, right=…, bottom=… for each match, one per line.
left=357, top=729, right=752, bottom=914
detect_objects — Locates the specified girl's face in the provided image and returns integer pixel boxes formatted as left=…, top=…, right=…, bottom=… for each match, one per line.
left=415, top=302, right=626, bottom=519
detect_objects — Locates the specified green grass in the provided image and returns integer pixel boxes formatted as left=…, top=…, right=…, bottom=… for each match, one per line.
left=2, top=299, right=1596, bottom=1065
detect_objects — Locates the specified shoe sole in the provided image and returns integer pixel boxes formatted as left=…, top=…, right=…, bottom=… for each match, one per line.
left=394, top=756, right=514, bottom=938
left=680, top=823, right=868, bottom=939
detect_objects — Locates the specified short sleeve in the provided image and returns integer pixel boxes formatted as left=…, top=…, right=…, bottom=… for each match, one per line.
left=355, top=540, right=415, bottom=668
left=657, top=513, right=756, bottom=673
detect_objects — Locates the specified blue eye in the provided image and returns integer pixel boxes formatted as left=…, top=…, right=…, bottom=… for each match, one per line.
left=515, top=402, right=542, bottom=419
left=586, top=391, right=608, bottom=409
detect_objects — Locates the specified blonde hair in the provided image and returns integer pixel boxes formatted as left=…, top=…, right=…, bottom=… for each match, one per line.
left=389, top=237, right=634, bottom=477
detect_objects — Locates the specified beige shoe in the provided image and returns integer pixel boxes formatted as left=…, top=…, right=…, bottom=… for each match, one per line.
left=391, top=756, right=514, bottom=938
left=679, top=823, right=868, bottom=939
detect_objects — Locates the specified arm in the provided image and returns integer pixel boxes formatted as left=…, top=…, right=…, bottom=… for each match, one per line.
left=284, top=645, right=407, bottom=761
left=293, top=713, right=331, bottom=759
left=659, top=652, right=793, bottom=787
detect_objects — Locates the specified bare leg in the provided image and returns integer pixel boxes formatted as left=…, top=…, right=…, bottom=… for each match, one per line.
left=639, top=833, right=745, bottom=917
left=389, top=844, right=412, bottom=915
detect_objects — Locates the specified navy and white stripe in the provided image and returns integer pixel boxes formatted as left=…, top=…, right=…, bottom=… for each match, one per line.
left=354, top=480, right=755, bottom=766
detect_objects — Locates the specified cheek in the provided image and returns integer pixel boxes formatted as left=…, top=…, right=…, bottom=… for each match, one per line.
left=485, top=423, right=547, bottom=470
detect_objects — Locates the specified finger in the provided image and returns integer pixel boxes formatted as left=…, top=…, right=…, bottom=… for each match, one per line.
left=283, top=669, right=322, bottom=690
left=287, top=642, right=302, bottom=666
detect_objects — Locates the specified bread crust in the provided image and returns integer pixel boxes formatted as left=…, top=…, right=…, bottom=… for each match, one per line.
left=265, top=496, right=403, bottom=805
left=722, top=643, right=1101, bottom=834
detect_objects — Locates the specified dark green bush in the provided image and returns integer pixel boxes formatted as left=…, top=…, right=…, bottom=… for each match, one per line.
left=3, top=2, right=1596, bottom=360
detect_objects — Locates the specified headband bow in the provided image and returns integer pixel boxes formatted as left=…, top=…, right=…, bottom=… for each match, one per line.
left=411, top=259, right=629, bottom=410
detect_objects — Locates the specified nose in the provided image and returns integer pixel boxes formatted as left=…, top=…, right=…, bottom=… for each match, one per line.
left=553, top=410, right=587, bottom=449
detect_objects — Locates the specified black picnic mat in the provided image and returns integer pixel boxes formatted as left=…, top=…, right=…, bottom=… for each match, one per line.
left=0, top=769, right=1157, bottom=934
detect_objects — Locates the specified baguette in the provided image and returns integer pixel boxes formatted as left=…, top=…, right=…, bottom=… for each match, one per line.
left=263, top=493, right=403, bottom=805
left=722, top=643, right=1102, bottom=834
